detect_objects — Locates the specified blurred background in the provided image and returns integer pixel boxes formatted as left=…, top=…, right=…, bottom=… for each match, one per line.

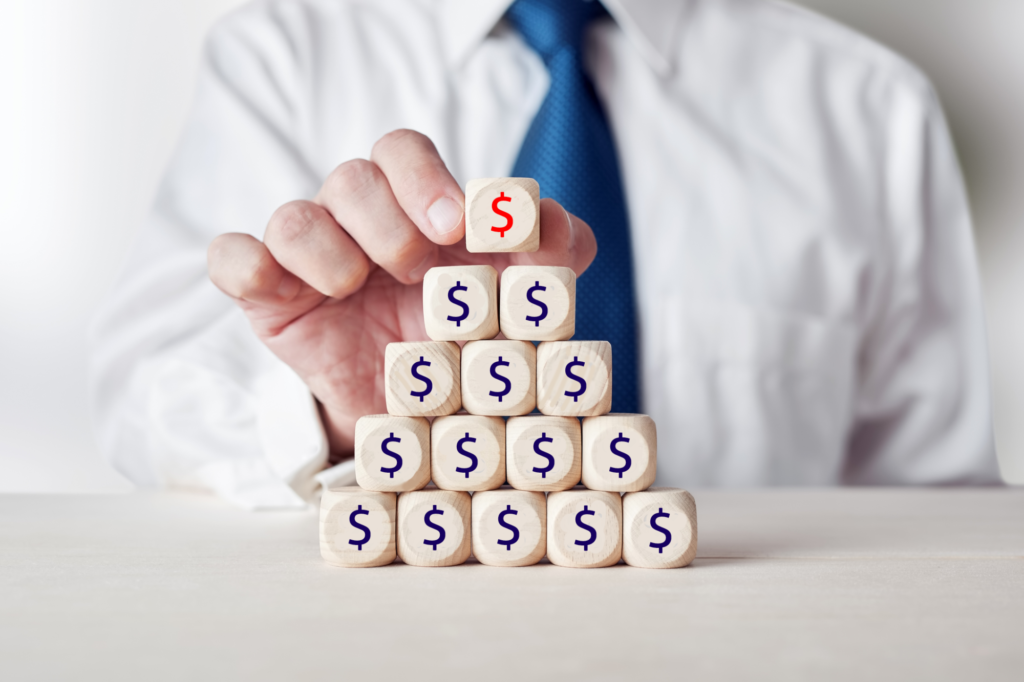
left=1, top=0, right=1021, bottom=492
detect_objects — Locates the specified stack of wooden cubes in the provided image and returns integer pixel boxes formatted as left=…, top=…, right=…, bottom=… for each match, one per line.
left=320, top=178, right=697, bottom=569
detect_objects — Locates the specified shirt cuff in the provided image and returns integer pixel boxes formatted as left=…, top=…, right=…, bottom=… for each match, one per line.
left=147, top=309, right=328, bottom=510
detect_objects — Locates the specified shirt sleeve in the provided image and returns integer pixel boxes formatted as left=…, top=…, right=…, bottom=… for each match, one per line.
left=843, top=78, right=1001, bottom=485
left=87, top=5, right=329, bottom=509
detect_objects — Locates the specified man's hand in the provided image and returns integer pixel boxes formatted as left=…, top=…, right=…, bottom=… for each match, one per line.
left=207, top=130, right=597, bottom=458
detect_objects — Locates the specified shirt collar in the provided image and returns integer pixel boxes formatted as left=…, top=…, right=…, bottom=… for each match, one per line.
left=439, top=0, right=690, bottom=76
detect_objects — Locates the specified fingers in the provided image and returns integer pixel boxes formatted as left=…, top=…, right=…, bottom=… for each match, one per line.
left=315, top=158, right=438, bottom=284
left=371, top=129, right=466, bottom=245
left=208, top=231, right=333, bottom=336
left=311, top=130, right=461, bottom=282
left=263, top=199, right=372, bottom=298
left=508, top=198, right=598, bottom=276
left=208, top=232, right=303, bottom=304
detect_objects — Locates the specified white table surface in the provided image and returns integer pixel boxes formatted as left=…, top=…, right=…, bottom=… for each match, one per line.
left=2, top=489, right=1022, bottom=681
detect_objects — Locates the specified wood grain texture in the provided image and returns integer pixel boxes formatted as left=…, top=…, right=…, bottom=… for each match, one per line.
left=465, top=177, right=540, bottom=253
left=581, top=413, right=657, bottom=492
left=397, top=487, right=472, bottom=567
left=622, top=488, right=697, bottom=569
left=319, top=487, right=396, bottom=568
left=472, top=488, right=547, bottom=567
left=354, top=415, right=431, bottom=492
left=431, top=415, right=506, bottom=491
left=546, top=489, right=623, bottom=568
left=461, top=339, right=536, bottom=416
left=499, top=265, right=575, bottom=341
left=422, top=265, right=499, bottom=341
left=536, top=341, right=612, bottom=417
left=505, top=415, right=582, bottom=492
left=385, top=341, right=461, bottom=417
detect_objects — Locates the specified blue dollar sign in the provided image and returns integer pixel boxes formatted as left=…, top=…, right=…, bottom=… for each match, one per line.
left=348, top=504, right=371, bottom=551
left=455, top=432, right=478, bottom=478
left=649, top=507, right=672, bottom=554
left=609, top=432, right=632, bottom=478
left=574, top=504, right=597, bottom=552
left=446, top=281, right=469, bottom=327
left=564, top=356, right=587, bottom=402
left=525, top=281, right=548, bottom=327
left=423, top=504, right=445, bottom=551
left=489, top=356, right=511, bottom=402
left=380, top=432, right=403, bottom=478
left=497, top=505, right=520, bottom=551
left=409, top=356, right=432, bottom=402
left=532, top=432, right=555, bottom=478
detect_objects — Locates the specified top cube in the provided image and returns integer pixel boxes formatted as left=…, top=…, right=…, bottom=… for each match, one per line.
left=465, top=178, right=540, bottom=253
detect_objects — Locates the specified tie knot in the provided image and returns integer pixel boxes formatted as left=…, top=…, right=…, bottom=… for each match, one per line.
left=506, top=0, right=606, bottom=62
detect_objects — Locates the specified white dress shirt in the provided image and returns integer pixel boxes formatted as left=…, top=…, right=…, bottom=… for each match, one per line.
left=89, top=0, right=1001, bottom=509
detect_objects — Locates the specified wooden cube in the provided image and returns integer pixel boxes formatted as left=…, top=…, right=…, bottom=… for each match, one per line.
left=422, top=265, right=499, bottom=341
left=499, top=265, right=575, bottom=341
left=354, top=415, right=431, bottom=492
left=397, top=487, right=472, bottom=567
left=622, top=488, right=698, bottom=569
left=536, top=341, right=612, bottom=417
left=385, top=341, right=461, bottom=417
left=472, top=488, right=546, bottom=567
left=320, top=487, right=396, bottom=568
left=465, top=177, right=540, bottom=253
left=505, top=415, right=581, bottom=492
left=431, top=415, right=505, bottom=491
left=547, top=489, right=622, bottom=568
left=581, top=413, right=657, bottom=492
left=461, top=340, right=536, bottom=416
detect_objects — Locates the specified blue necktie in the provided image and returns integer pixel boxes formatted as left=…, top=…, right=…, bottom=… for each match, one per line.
left=507, top=0, right=639, bottom=413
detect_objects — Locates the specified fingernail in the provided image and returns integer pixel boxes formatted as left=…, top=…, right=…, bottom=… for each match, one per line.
left=562, top=207, right=577, bottom=252
left=408, top=251, right=436, bottom=282
left=427, top=196, right=463, bottom=235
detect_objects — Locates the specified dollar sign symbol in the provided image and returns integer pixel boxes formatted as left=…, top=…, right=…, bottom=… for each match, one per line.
left=564, top=356, right=587, bottom=402
left=489, top=356, right=511, bottom=402
left=409, top=356, right=432, bottom=402
left=380, top=432, right=403, bottom=478
left=446, top=281, right=469, bottom=327
left=649, top=507, right=672, bottom=554
left=348, top=504, right=371, bottom=551
left=455, top=432, right=478, bottom=479
left=497, top=505, right=520, bottom=551
left=532, top=432, right=555, bottom=478
left=525, top=281, right=548, bottom=327
left=423, top=504, right=445, bottom=551
left=609, top=432, right=631, bottom=478
left=574, top=504, right=597, bottom=552
left=490, top=191, right=513, bottom=237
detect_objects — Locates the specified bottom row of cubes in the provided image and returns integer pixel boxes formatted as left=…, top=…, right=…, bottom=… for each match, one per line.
left=320, top=486, right=697, bottom=570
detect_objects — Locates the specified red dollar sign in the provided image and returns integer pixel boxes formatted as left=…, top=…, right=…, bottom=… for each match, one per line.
left=491, top=192, right=513, bottom=237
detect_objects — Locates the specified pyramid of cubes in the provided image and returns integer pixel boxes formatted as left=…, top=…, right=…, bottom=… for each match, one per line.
left=319, top=178, right=697, bottom=569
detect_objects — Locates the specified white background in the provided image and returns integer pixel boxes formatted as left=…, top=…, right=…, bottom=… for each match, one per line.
left=1, top=0, right=1021, bottom=492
